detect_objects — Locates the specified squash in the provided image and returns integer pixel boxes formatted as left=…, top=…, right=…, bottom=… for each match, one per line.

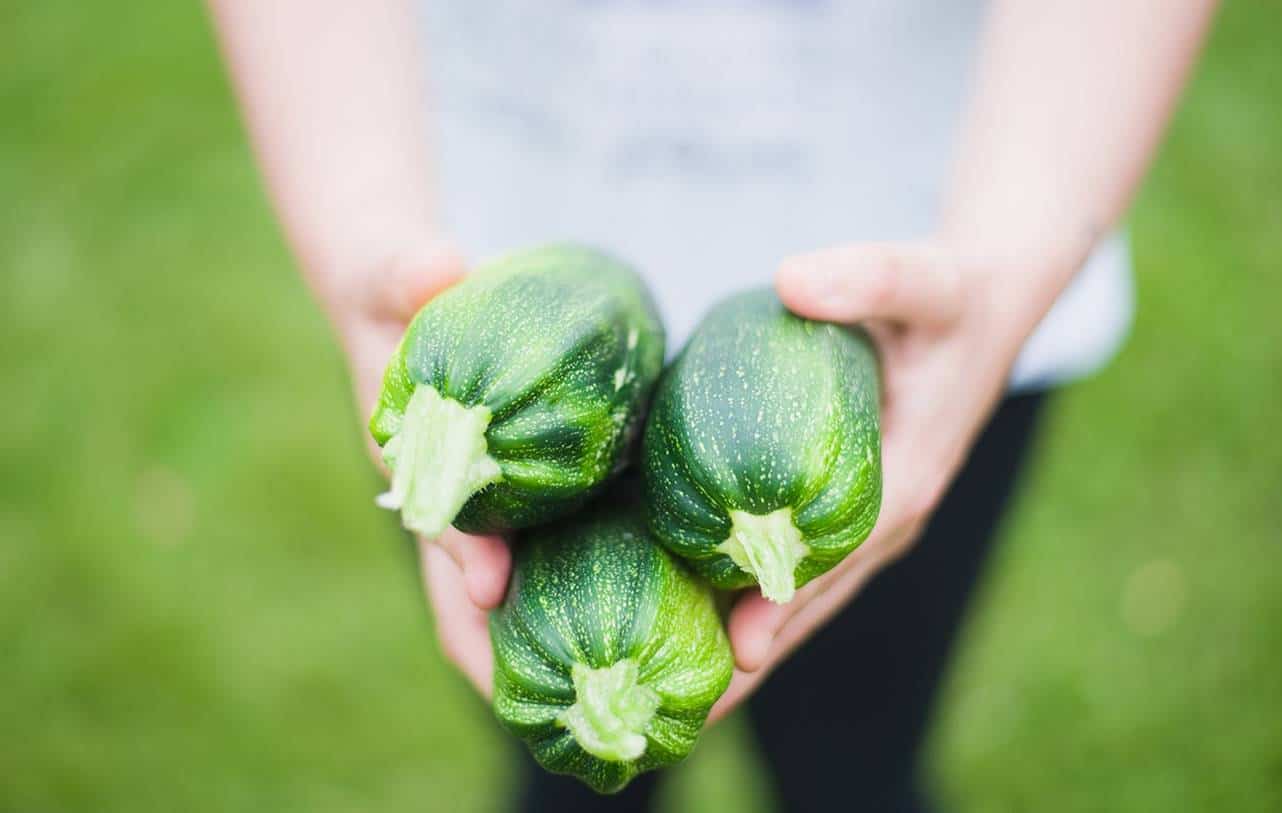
left=642, top=289, right=882, bottom=603
left=369, top=245, right=664, bottom=537
left=489, top=497, right=733, bottom=793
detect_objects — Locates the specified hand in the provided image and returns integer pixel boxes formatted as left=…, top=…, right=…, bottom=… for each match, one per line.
left=318, top=239, right=508, bottom=697
left=708, top=239, right=1064, bottom=722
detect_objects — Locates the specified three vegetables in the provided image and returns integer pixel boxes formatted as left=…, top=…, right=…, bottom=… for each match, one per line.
left=371, top=245, right=882, bottom=792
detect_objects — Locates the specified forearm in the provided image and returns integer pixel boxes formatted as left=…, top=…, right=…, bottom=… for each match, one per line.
left=207, top=0, right=440, bottom=306
left=943, top=0, right=1217, bottom=331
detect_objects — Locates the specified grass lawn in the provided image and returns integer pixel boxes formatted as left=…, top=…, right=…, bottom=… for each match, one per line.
left=2, top=2, right=1279, bottom=810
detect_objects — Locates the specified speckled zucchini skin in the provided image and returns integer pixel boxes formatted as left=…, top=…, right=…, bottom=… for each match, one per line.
left=642, top=289, right=882, bottom=592
left=369, top=244, right=664, bottom=534
left=490, top=501, right=733, bottom=794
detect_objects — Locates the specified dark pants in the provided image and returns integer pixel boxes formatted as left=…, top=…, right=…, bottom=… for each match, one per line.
left=515, top=392, right=1049, bottom=813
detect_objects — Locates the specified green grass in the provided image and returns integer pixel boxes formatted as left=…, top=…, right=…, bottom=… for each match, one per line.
left=2, top=2, right=1279, bottom=811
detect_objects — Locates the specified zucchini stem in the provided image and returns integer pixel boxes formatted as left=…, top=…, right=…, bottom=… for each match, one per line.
left=718, top=508, right=809, bottom=604
left=375, top=385, right=502, bottom=538
left=559, top=660, right=659, bottom=762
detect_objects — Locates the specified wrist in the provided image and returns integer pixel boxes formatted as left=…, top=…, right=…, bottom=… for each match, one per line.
left=934, top=222, right=1098, bottom=352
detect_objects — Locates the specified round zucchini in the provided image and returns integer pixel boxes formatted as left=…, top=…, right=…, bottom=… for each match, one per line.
left=369, top=244, right=664, bottom=537
left=642, top=289, right=882, bottom=603
left=490, top=501, right=733, bottom=794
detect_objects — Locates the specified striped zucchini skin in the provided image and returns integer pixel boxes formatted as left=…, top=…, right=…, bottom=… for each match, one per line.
left=642, top=289, right=882, bottom=599
left=490, top=500, right=733, bottom=794
left=369, top=244, right=664, bottom=534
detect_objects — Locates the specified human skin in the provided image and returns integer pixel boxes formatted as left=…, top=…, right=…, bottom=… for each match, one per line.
left=207, top=0, right=1218, bottom=720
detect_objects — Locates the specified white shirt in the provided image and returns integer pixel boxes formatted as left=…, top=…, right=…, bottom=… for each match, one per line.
left=419, top=0, right=1132, bottom=390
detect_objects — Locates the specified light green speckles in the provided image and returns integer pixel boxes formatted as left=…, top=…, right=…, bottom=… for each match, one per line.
left=718, top=508, right=809, bottom=603
left=559, top=661, right=660, bottom=762
left=613, top=327, right=643, bottom=391
left=375, top=385, right=502, bottom=537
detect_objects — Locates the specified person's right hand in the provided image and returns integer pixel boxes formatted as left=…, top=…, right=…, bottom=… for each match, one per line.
left=315, top=239, right=508, bottom=697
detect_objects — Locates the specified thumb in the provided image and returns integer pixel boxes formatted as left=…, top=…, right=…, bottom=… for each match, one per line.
left=364, top=241, right=467, bottom=324
left=341, top=241, right=469, bottom=437
left=776, top=242, right=962, bottom=327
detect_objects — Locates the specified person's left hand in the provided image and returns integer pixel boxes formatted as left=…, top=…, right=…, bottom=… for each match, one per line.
left=708, top=238, right=1065, bottom=723
left=316, top=238, right=509, bottom=697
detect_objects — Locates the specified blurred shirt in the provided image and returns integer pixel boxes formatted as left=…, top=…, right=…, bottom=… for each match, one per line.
left=418, top=0, right=1133, bottom=390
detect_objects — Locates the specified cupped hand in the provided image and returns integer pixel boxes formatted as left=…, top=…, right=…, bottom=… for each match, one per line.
left=324, top=237, right=1061, bottom=717
left=708, top=240, right=1056, bottom=723
left=321, top=240, right=507, bottom=698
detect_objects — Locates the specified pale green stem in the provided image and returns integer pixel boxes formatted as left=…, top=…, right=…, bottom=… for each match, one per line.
left=375, top=386, right=502, bottom=538
left=558, top=661, right=660, bottom=762
left=717, top=507, right=810, bottom=604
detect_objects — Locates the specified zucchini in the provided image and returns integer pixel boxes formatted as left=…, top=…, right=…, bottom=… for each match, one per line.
left=369, top=245, right=664, bottom=537
left=490, top=497, right=733, bottom=794
left=642, top=289, right=882, bottom=603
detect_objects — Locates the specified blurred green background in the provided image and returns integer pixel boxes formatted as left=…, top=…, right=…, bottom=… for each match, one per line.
left=3, top=2, right=1280, bottom=811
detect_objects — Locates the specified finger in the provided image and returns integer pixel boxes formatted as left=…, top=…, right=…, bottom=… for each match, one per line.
left=766, top=555, right=880, bottom=660
left=726, top=548, right=864, bottom=673
left=726, top=592, right=789, bottom=673
left=777, top=242, right=962, bottom=327
left=341, top=241, right=468, bottom=423
left=430, top=528, right=512, bottom=610
left=420, top=543, right=494, bottom=698
left=724, top=525, right=912, bottom=684
left=363, top=242, right=467, bottom=324
left=725, top=548, right=864, bottom=674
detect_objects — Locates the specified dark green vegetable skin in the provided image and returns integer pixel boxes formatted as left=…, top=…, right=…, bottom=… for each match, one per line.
left=490, top=503, right=733, bottom=794
left=369, top=244, right=664, bottom=536
left=642, top=289, right=882, bottom=603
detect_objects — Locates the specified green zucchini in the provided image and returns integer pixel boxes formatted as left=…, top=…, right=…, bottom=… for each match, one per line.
left=368, top=244, right=664, bottom=537
left=490, top=498, right=733, bottom=794
left=642, top=289, right=882, bottom=603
